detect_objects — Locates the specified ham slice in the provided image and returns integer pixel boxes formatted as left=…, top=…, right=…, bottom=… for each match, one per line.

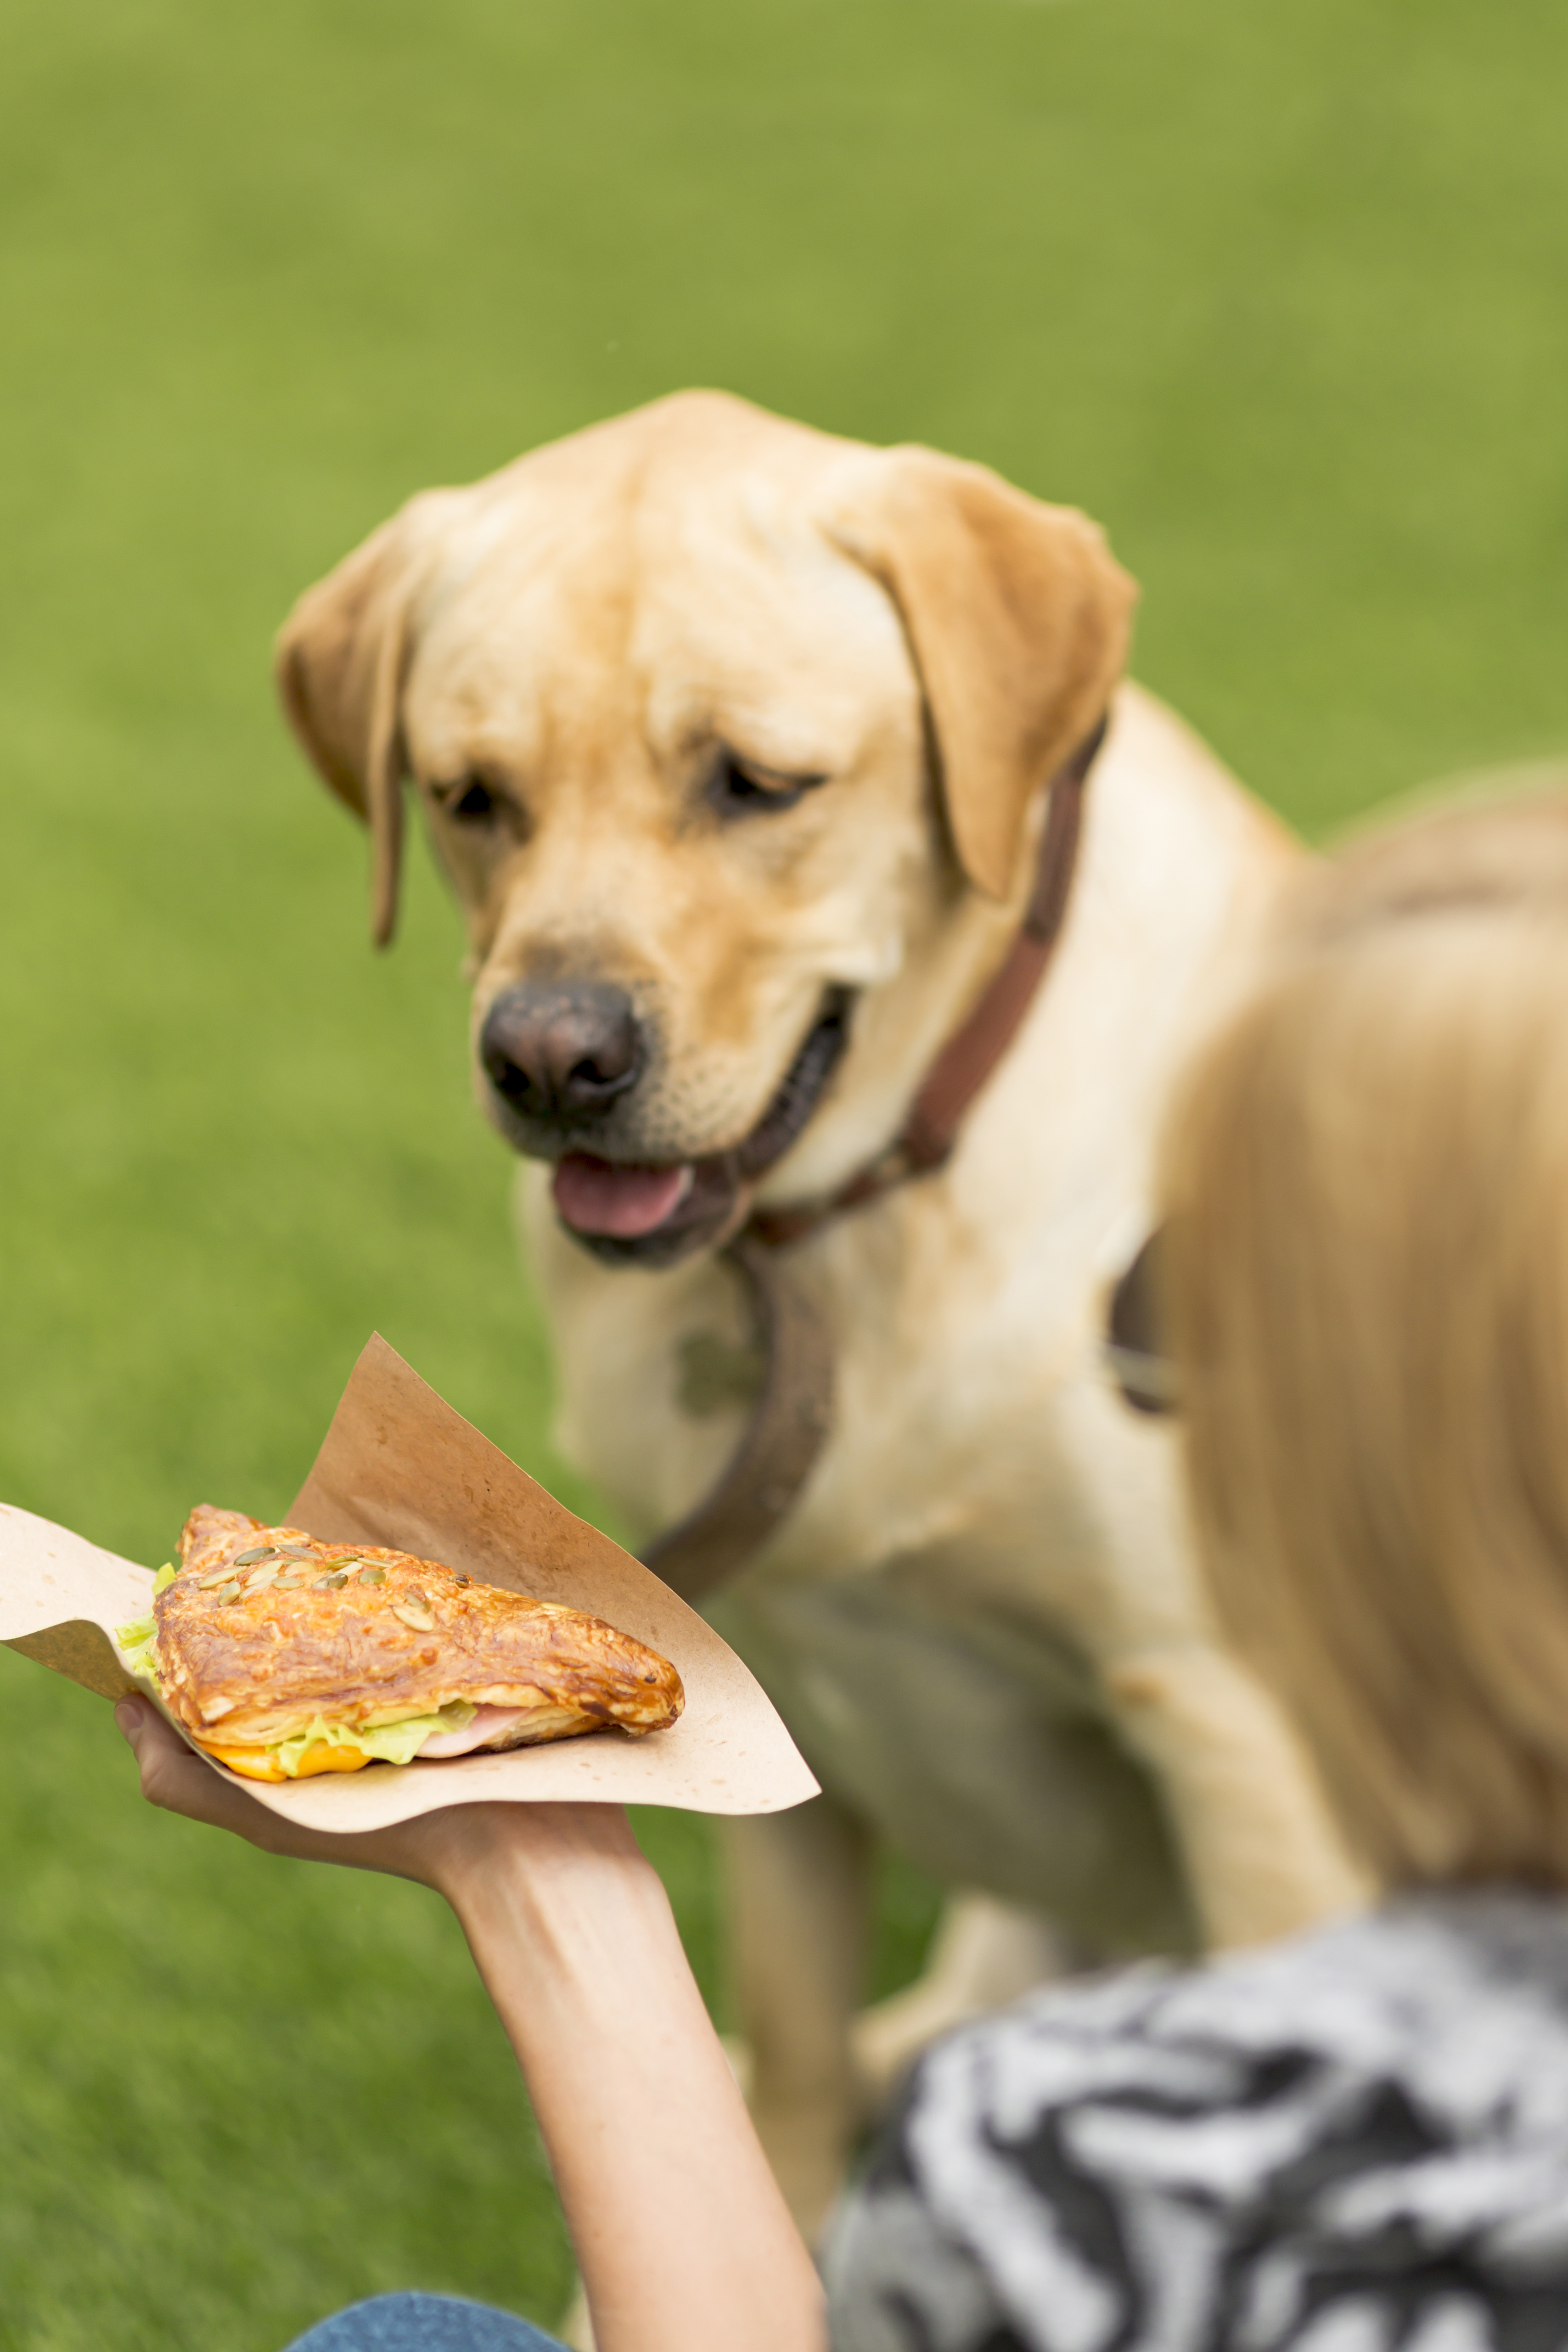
left=416, top=1704, right=534, bottom=1759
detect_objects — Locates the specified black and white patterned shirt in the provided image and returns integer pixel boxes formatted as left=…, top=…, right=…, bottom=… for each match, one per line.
left=826, top=1893, right=1568, bottom=2352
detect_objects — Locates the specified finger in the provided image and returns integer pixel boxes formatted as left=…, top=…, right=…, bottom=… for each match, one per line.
left=116, top=1701, right=344, bottom=1855
left=115, top=1699, right=452, bottom=1878
left=113, top=1703, right=633, bottom=1890
left=118, top=1702, right=292, bottom=1840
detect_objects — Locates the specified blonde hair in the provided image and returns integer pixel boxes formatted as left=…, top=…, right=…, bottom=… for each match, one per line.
left=1161, top=791, right=1568, bottom=1890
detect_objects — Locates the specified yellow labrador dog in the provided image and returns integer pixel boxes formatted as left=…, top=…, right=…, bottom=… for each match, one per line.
left=277, top=392, right=1359, bottom=2233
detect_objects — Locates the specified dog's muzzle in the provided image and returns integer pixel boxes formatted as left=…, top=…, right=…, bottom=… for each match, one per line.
left=480, top=984, right=855, bottom=1270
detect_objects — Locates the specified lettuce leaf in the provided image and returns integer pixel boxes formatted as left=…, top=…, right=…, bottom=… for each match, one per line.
left=271, top=1702, right=477, bottom=1776
left=116, top=1566, right=177, bottom=1681
left=116, top=1616, right=159, bottom=1679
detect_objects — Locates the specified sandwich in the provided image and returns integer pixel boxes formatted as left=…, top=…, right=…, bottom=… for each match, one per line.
left=117, top=1504, right=684, bottom=1781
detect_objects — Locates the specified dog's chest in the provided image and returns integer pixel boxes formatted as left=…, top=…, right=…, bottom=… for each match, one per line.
left=528, top=1152, right=1197, bottom=1633
left=528, top=1172, right=1201, bottom=1950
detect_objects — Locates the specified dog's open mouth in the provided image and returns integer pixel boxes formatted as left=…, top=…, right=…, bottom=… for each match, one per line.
left=551, top=990, right=854, bottom=1268
left=553, top=1158, right=697, bottom=1240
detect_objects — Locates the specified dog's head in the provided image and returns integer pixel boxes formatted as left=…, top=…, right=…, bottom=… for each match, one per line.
left=276, top=393, right=1135, bottom=1267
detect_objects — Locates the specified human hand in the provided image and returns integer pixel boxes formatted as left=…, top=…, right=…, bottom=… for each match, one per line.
left=118, top=1702, right=819, bottom=2352
left=113, top=1696, right=642, bottom=1904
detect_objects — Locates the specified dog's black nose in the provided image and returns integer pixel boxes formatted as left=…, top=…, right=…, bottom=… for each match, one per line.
left=479, top=982, right=643, bottom=1123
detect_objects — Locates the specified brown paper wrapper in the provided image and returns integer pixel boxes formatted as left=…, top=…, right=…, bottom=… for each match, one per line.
left=0, top=1335, right=817, bottom=1830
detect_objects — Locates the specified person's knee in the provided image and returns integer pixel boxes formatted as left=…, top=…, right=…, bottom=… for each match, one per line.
left=283, top=2290, right=566, bottom=2352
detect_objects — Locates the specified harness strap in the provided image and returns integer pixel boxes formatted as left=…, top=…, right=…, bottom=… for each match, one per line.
left=641, top=716, right=1108, bottom=1602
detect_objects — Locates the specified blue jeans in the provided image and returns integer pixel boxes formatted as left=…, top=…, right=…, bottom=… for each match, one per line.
left=284, top=2292, right=567, bottom=2352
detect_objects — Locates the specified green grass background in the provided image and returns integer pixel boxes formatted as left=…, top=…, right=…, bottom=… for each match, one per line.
left=1, top=0, right=1565, bottom=2342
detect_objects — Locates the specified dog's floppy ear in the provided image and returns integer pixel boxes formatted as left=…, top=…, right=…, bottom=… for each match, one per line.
left=829, top=448, right=1138, bottom=900
left=274, top=493, right=455, bottom=947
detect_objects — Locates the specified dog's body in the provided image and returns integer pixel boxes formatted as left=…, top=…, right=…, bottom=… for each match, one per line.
left=278, top=393, right=1360, bottom=2234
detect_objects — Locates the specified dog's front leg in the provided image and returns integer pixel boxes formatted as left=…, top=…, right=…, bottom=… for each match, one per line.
left=717, top=1794, right=875, bottom=2242
left=1104, top=1642, right=1370, bottom=1949
left=851, top=1892, right=1081, bottom=2112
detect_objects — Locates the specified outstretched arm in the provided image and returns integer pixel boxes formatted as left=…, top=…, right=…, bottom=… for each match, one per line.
left=116, top=1700, right=824, bottom=2352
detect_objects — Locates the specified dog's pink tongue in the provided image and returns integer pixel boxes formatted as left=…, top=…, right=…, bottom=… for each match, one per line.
left=553, top=1154, right=693, bottom=1238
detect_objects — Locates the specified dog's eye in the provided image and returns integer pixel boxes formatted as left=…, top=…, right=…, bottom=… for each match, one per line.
left=449, top=778, right=498, bottom=824
left=711, top=752, right=825, bottom=818
left=427, top=773, right=528, bottom=848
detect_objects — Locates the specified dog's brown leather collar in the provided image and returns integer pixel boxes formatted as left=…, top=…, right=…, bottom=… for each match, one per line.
left=642, top=714, right=1108, bottom=1603
left=746, top=715, right=1106, bottom=1248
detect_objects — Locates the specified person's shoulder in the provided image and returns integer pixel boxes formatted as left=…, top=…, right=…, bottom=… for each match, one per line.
left=888, top=1886, right=1568, bottom=2249
left=1154, top=1886, right=1568, bottom=2084
left=829, top=1892, right=1568, bottom=2352
left=924, top=1886, right=1568, bottom=2084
